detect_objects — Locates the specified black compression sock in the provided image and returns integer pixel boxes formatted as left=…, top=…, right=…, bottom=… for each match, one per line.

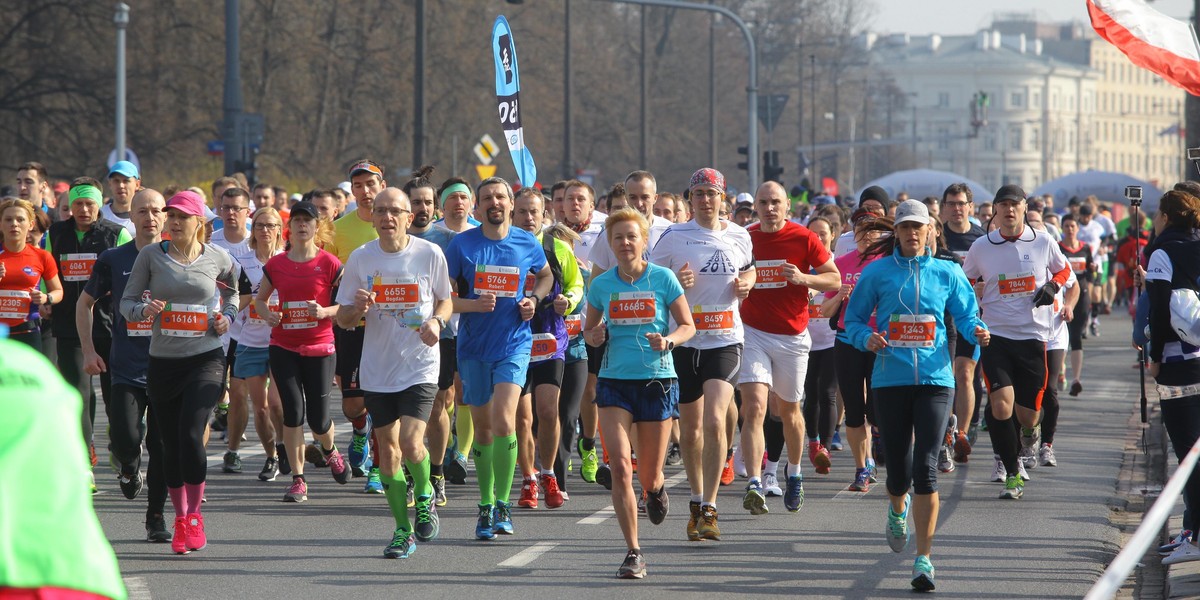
left=430, top=464, right=444, bottom=477
left=580, top=437, right=595, bottom=451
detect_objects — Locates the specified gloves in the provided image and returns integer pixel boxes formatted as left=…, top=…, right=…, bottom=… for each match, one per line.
left=1032, top=281, right=1060, bottom=307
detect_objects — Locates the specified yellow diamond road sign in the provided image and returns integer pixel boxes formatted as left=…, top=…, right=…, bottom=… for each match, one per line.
left=473, top=134, right=499, bottom=166
left=476, top=164, right=497, bottom=181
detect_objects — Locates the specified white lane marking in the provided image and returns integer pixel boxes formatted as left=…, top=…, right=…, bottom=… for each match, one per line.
left=832, top=488, right=873, bottom=500
left=205, top=444, right=266, bottom=467
left=577, top=470, right=689, bottom=525
left=124, top=576, right=152, bottom=600
left=499, top=542, right=559, bottom=567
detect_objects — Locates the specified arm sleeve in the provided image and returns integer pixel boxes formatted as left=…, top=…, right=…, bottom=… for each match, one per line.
left=557, top=239, right=584, bottom=312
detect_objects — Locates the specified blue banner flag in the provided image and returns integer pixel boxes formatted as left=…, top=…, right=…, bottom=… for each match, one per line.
left=492, top=16, right=537, bottom=187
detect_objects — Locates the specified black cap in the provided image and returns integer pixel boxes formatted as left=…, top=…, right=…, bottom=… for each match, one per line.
left=858, top=185, right=889, bottom=207
left=995, top=184, right=1027, bottom=203
left=290, top=200, right=320, bottom=220
left=1078, top=203, right=1094, bottom=216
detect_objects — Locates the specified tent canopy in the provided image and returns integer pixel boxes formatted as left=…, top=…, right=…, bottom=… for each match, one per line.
left=1031, top=170, right=1164, bottom=213
left=857, top=169, right=993, bottom=204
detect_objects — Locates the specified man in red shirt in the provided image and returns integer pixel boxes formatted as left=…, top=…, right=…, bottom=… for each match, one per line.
left=736, top=181, right=840, bottom=514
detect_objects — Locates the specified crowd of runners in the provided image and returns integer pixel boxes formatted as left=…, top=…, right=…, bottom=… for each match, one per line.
left=2, top=158, right=1160, bottom=594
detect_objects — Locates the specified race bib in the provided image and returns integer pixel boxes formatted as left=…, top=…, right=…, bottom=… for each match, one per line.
left=372, top=275, right=420, bottom=310
left=530, top=332, right=557, bottom=362
left=61, top=253, right=98, bottom=282
left=248, top=293, right=280, bottom=327
left=565, top=313, right=583, bottom=339
left=754, top=259, right=787, bottom=289
left=997, top=271, right=1036, bottom=298
left=693, top=304, right=735, bottom=335
left=126, top=318, right=153, bottom=337
left=807, top=293, right=827, bottom=325
left=1068, top=257, right=1088, bottom=274
left=952, top=250, right=969, bottom=261
left=608, top=291, right=655, bottom=325
left=281, top=300, right=318, bottom=330
left=160, top=303, right=208, bottom=338
left=887, top=314, right=936, bottom=348
left=475, top=265, right=520, bottom=298
left=524, top=272, right=536, bottom=296
left=0, top=289, right=31, bottom=320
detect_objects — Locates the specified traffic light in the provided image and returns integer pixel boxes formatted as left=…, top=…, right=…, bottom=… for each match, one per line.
left=737, top=146, right=750, bottom=173
left=763, top=150, right=784, bottom=184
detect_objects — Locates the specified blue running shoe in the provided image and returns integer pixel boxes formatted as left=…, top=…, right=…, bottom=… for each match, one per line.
left=912, top=555, right=935, bottom=591
left=783, top=475, right=805, bottom=512
left=866, top=459, right=878, bottom=484
left=349, top=428, right=371, bottom=478
left=493, top=500, right=514, bottom=535
left=444, top=450, right=469, bottom=485
left=363, top=467, right=384, bottom=494
left=384, top=528, right=416, bottom=559
left=830, top=431, right=843, bottom=451
left=848, top=468, right=870, bottom=492
left=476, top=504, right=496, bottom=540
left=887, top=493, right=911, bottom=552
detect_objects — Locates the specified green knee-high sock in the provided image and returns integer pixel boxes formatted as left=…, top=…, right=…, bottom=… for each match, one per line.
left=473, top=441, right=495, bottom=506
left=457, top=409, right=475, bottom=457
left=492, top=433, right=519, bottom=503
left=382, top=471, right=410, bottom=532
left=406, top=453, right=432, bottom=499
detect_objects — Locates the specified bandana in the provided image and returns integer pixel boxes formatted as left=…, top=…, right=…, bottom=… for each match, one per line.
left=689, top=168, right=725, bottom=192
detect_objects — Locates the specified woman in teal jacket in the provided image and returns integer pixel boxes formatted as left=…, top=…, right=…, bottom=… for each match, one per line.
left=843, top=200, right=990, bottom=592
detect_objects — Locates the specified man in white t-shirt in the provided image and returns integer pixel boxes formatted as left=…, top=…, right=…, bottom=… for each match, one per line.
left=101, top=161, right=140, bottom=234
left=588, top=170, right=673, bottom=279
left=336, top=187, right=453, bottom=559
left=650, top=168, right=755, bottom=541
left=562, top=180, right=606, bottom=269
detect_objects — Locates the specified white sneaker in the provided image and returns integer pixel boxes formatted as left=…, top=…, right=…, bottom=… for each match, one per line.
left=732, top=445, right=747, bottom=479
left=991, top=455, right=1006, bottom=483
left=762, top=472, right=783, bottom=497
left=937, top=445, right=955, bottom=473
left=1019, top=445, right=1038, bottom=470
left=1017, top=460, right=1031, bottom=482
left=1038, top=444, right=1057, bottom=467
left=1163, top=539, right=1200, bottom=565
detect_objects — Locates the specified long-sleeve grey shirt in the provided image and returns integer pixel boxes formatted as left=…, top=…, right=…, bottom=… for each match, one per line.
left=120, top=241, right=239, bottom=358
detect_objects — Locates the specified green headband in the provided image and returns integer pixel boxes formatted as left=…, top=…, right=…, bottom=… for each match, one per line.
left=69, top=185, right=103, bottom=205
left=440, top=183, right=472, bottom=206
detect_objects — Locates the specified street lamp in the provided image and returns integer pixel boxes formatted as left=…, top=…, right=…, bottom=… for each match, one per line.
left=114, top=3, right=129, bottom=164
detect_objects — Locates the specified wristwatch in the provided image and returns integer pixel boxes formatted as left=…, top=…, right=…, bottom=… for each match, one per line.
left=666, top=339, right=675, bottom=351
left=431, top=315, right=448, bottom=329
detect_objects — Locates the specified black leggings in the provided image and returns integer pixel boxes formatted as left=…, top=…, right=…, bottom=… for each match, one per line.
left=835, top=339, right=875, bottom=428
left=1042, top=349, right=1064, bottom=445
left=552, top=360, right=588, bottom=491
left=110, top=383, right=167, bottom=515
left=1067, top=291, right=1090, bottom=351
left=765, top=412, right=785, bottom=462
left=874, top=385, right=954, bottom=496
left=147, top=348, right=225, bottom=488
left=269, top=346, right=335, bottom=434
left=1162, top=394, right=1200, bottom=536
left=803, top=347, right=838, bottom=442
left=57, top=337, right=112, bottom=447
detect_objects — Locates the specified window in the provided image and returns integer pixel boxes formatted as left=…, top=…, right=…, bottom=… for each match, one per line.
left=1032, top=91, right=1041, bottom=108
left=983, top=130, right=997, bottom=151
left=1009, top=125, right=1023, bottom=151
left=1030, top=127, right=1040, bottom=149
left=1011, top=91, right=1024, bottom=108
left=937, top=92, right=950, bottom=107
left=937, top=127, right=950, bottom=150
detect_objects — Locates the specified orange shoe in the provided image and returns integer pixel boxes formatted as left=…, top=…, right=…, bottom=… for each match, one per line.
left=540, top=473, right=564, bottom=509
left=809, top=441, right=832, bottom=475
left=517, top=477, right=538, bottom=509
left=720, top=456, right=735, bottom=486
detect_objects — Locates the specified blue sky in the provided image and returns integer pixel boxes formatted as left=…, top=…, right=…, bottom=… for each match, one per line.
left=871, top=0, right=1193, bottom=36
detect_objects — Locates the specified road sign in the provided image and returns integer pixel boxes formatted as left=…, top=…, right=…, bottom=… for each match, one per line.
left=106, top=148, right=140, bottom=171
left=474, top=134, right=499, bottom=165
left=475, top=164, right=497, bottom=181
left=207, top=141, right=225, bottom=156
left=757, top=94, right=789, bottom=132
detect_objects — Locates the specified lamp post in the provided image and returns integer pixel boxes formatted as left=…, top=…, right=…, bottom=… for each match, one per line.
left=114, top=3, right=129, bottom=164
left=222, top=0, right=243, bottom=177
left=414, top=0, right=427, bottom=168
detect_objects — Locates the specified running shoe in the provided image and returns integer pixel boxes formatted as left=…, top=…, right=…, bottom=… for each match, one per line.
left=1160, top=530, right=1194, bottom=555
left=492, top=501, right=514, bottom=535
left=431, top=474, right=447, bottom=507
left=364, top=467, right=384, bottom=494
left=938, top=445, right=956, bottom=473
left=1057, top=373, right=1067, bottom=392
left=258, top=456, right=279, bottom=482
left=146, top=513, right=171, bottom=543
left=119, top=470, right=143, bottom=500
left=579, top=439, right=599, bottom=483
left=284, top=477, right=308, bottom=502
left=646, top=486, right=669, bottom=525
left=184, top=513, right=206, bottom=551
left=743, top=480, right=768, bottom=515
left=887, top=493, right=911, bottom=552
left=276, top=444, right=291, bottom=476
left=518, top=477, right=539, bottom=509
left=697, top=505, right=720, bottom=540
left=384, top=528, right=416, bottom=559
left=445, top=450, right=469, bottom=485
left=665, top=442, right=682, bottom=466
left=1089, top=319, right=1100, bottom=337
left=172, top=516, right=190, bottom=554
left=732, top=445, right=747, bottom=479
left=1018, top=460, right=1032, bottom=482
left=326, top=448, right=350, bottom=484
left=1038, top=443, right=1057, bottom=467
left=1163, top=539, right=1200, bottom=565
left=637, top=491, right=647, bottom=514
left=999, top=474, right=1024, bottom=499
left=848, top=468, right=870, bottom=492
left=784, top=475, right=805, bottom=512
left=830, top=431, right=844, bottom=451
left=476, top=504, right=496, bottom=540
left=952, top=429, right=972, bottom=463
left=967, top=422, right=980, bottom=445
left=720, top=456, right=736, bottom=486
left=763, top=472, right=783, bottom=497
left=617, top=549, right=647, bottom=579
left=687, top=501, right=701, bottom=541
left=912, top=555, right=936, bottom=592
left=631, top=456, right=638, bottom=473
left=866, top=459, right=879, bottom=483
left=305, top=442, right=328, bottom=468
left=1020, top=426, right=1041, bottom=454
left=809, top=441, right=832, bottom=474
left=222, top=451, right=242, bottom=474
left=991, top=455, right=1006, bottom=483
left=211, top=402, right=229, bottom=432
left=596, top=463, right=613, bottom=490
left=349, top=430, right=371, bottom=478
left=1069, top=380, right=1083, bottom=397
left=541, top=473, right=565, bottom=509
left=414, top=495, right=440, bottom=542
left=871, top=429, right=885, bottom=466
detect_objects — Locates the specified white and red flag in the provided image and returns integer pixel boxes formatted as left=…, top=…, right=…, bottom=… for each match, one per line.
left=1087, top=0, right=1200, bottom=95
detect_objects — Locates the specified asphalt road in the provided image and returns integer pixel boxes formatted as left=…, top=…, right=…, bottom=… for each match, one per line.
left=94, top=313, right=1141, bottom=599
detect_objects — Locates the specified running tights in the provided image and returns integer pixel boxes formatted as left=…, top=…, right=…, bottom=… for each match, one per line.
left=874, top=385, right=954, bottom=496
left=147, top=348, right=225, bottom=487
left=803, top=347, right=838, bottom=442
left=834, top=339, right=875, bottom=428
left=1042, top=349, right=1064, bottom=445
left=268, top=346, right=334, bottom=434
left=552, top=360, right=587, bottom=491
left=110, top=383, right=167, bottom=516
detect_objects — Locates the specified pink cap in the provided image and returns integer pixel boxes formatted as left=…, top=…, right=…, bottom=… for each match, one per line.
left=165, top=190, right=207, bottom=217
